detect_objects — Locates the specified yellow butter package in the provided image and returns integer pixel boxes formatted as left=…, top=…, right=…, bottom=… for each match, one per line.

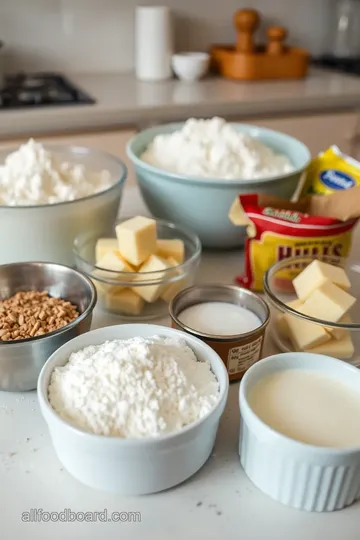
left=229, top=194, right=357, bottom=291
left=304, top=145, right=360, bottom=195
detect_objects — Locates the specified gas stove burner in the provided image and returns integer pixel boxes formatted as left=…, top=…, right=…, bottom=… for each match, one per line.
left=23, top=77, right=46, bottom=88
left=18, top=90, right=43, bottom=105
left=0, top=72, right=95, bottom=109
left=313, top=55, right=360, bottom=76
left=46, top=87, right=73, bottom=101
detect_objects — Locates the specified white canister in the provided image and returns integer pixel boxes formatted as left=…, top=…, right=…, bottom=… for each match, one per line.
left=135, top=5, right=173, bottom=81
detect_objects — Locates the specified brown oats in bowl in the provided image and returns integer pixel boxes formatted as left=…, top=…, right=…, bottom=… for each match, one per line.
left=0, top=291, right=79, bottom=341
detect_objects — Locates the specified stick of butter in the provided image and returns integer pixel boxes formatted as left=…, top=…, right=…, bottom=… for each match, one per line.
left=131, top=255, right=170, bottom=303
left=95, top=250, right=134, bottom=280
left=283, top=311, right=330, bottom=350
left=293, top=259, right=351, bottom=301
left=156, top=239, right=185, bottom=264
left=92, top=279, right=125, bottom=298
left=276, top=314, right=290, bottom=340
left=116, top=216, right=157, bottom=266
left=106, top=288, right=145, bottom=316
left=276, top=299, right=303, bottom=339
left=95, top=238, right=119, bottom=263
left=305, top=331, right=354, bottom=359
left=286, top=298, right=303, bottom=310
left=326, top=314, right=352, bottom=340
left=302, top=281, right=356, bottom=323
left=160, top=256, right=187, bottom=303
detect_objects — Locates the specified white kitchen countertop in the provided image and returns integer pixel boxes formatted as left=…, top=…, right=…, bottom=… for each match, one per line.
left=2, top=69, right=360, bottom=138
left=1, top=186, right=360, bottom=540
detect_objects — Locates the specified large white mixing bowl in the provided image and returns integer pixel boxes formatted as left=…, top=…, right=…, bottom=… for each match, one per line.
left=0, top=145, right=127, bottom=265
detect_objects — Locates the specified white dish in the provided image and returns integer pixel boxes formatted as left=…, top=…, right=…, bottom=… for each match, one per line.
left=172, top=52, right=210, bottom=81
left=0, top=145, right=126, bottom=266
left=239, top=352, right=360, bottom=512
left=38, top=323, right=229, bottom=495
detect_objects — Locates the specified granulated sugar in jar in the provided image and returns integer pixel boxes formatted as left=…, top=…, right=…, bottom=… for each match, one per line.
left=169, top=285, right=270, bottom=381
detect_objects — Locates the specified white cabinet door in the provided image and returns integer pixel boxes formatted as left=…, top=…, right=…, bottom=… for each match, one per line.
left=243, top=112, right=359, bottom=157
left=0, top=129, right=137, bottom=186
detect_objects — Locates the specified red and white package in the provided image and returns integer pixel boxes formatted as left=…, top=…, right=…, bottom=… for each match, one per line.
left=229, top=194, right=357, bottom=291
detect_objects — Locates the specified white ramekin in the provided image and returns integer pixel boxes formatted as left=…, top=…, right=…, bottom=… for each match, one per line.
left=239, top=352, right=360, bottom=512
left=171, top=52, right=210, bottom=81
left=38, top=324, right=229, bottom=495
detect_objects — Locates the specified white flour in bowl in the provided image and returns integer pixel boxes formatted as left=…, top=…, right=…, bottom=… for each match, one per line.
left=0, top=138, right=113, bottom=206
left=141, top=117, right=294, bottom=180
left=48, top=335, right=219, bottom=438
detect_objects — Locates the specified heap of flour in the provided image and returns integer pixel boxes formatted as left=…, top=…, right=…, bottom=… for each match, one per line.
left=141, top=117, right=294, bottom=180
left=0, top=138, right=113, bottom=205
left=48, top=335, right=220, bottom=438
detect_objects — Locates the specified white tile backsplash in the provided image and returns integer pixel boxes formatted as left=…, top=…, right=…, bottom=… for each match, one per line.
left=0, top=0, right=331, bottom=73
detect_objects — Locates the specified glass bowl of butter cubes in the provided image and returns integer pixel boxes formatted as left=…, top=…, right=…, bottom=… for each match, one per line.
left=264, top=256, right=360, bottom=366
left=74, top=216, right=201, bottom=320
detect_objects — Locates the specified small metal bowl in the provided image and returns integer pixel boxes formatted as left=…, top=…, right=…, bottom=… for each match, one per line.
left=0, top=262, right=96, bottom=391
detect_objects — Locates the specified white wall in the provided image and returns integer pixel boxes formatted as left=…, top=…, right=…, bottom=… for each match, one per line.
left=0, top=0, right=331, bottom=73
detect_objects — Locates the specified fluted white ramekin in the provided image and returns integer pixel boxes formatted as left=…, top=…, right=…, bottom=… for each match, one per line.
left=239, top=352, right=360, bottom=512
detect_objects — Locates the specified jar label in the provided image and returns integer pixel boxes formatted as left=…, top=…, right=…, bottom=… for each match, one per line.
left=227, top=335, right=263, bottom=375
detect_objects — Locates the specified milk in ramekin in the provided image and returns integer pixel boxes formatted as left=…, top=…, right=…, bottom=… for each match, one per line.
left=239, top=352, right=360, bottom=512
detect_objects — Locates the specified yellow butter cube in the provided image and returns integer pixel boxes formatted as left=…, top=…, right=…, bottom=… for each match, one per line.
left=116, top=216, right=157, bottom=266
left=91, top=273, right=126, bottom=297
left=286, top=298, right=303, bottom=310
left=166, top=256, right=180, bottom=268
left=161, top=279, right=187, bottom=303
left=302, top=281, right=356, bottom=323
left=276, top=299, right=303, bottom=339
left=326, top=314, right=352, bottom=341
left=92, top=267, right=126, bottom=294
left=284, top=312, right=330, bottom=350
left=293, top=260, right=351, bottom=301
left=276, top=314, right=290, bottom=339
left=156, top=239, right=185, bottom=264
left=306, top=332, right=354, bottom=359
left=95, top=238, right=118, bottom=262
left=96, top=250, right=134, bottom=281
left=106, top=288, right=145, bottom=316
left=132, top=255, right=170, bottom=303
left=160, top=257, right=187, bottom=303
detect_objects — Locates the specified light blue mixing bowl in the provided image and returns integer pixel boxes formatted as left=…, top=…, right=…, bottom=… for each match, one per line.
left=127, top=123, right=311, bottom=249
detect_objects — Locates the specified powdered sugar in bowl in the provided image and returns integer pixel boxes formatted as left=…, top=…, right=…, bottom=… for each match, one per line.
left=0, top=140, right=127, bottom=265
left=38, top=324, right=228, bottom=495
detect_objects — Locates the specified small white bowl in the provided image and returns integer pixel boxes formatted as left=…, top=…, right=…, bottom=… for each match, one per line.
left=239, top=352, right=360, bottom=512
left=38, top=324, right=228, bottom=495
left=172, top=52, right=210, bottom=82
